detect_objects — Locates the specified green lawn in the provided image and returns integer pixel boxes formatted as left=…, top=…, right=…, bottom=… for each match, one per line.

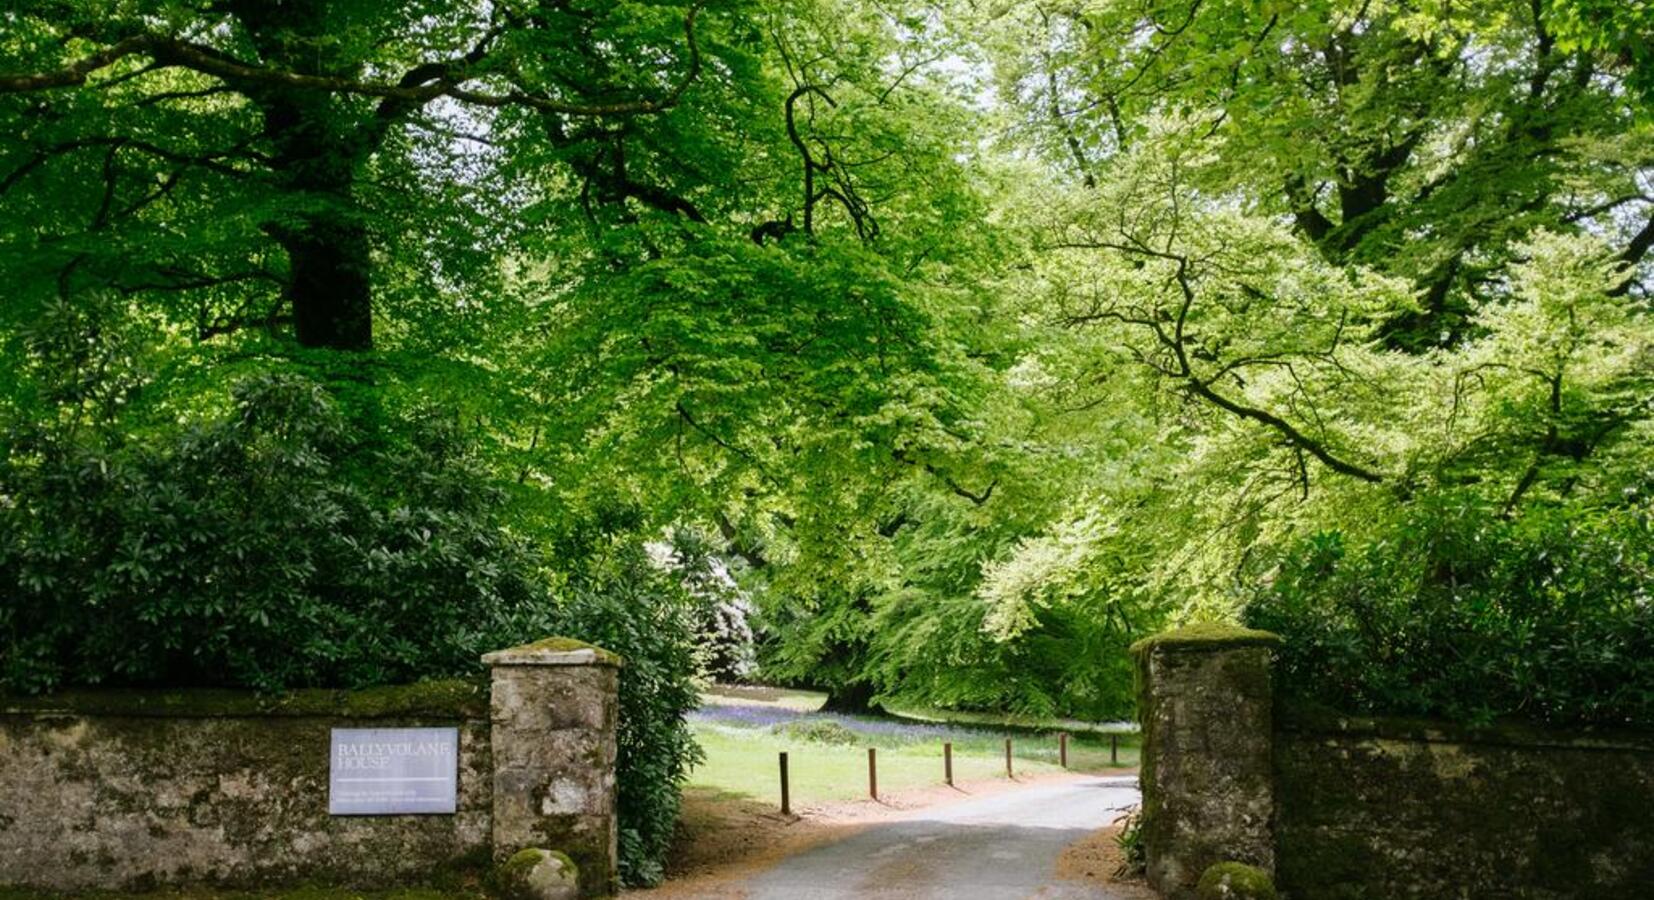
left=686, top=686, right=1139, bottom=807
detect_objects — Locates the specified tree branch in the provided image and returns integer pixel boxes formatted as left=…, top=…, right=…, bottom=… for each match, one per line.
left=1, top=135, right=254, bottom=195
left=892, top=448, right=997, bottom=505
left=1181, top=377, right=1385, bottom=483
left=1, top=5, right=705, bottom=117
left=1610, top=212, right=1654, bottom=296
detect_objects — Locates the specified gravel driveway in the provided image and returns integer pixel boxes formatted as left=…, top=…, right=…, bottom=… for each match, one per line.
left=737, top=776, right=1143, bottom=899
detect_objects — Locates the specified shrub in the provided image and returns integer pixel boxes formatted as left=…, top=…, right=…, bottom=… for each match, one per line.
left=646, top=527, right=756, bottom=682
left=771, top=718, right=860, bottom=745
left=0, top=364, right=702, bottom=887
left=1245, top=494, right=1654, bottom=728
left=0, top=372, right=551, bottom=693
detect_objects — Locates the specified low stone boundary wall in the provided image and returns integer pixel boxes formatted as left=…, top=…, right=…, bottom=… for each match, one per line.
left=1134, top=625, right=1654, bottom=900
left=0, top=638, right=620, bottom=897
left=1274, top=709, right=1654, bottom=900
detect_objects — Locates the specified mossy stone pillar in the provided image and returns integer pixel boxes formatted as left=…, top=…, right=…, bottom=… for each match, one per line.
left=483, top=638, right=622, bottom=898
left=1132, top=625, right=1281, bottom=900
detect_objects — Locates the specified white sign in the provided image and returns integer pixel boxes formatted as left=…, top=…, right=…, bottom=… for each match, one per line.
left=328, top=727, right=459, bottom=815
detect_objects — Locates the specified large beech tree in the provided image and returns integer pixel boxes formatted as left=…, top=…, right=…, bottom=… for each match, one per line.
left=0, top=0, right=708, bottom=349
left=1, top=0, right=1021, bottom=716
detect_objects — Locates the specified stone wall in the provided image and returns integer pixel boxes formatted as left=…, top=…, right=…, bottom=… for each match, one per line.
left=0, top=638, right=620, bottom=896
left=1275, top=708, right=1654, bottom=900
left=1133, top=625, right=1654, bottom=900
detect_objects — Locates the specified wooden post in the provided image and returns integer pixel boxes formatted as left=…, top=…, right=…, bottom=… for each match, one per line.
left=1111, top=733, right=1119, bottom=765
left=944, top=741, right=953, bottom=786
left=779, top=751, right=791, bottom=816
left=1059, top=732, right=1069, bottom=768
left=868, top=747, right=878, bottom=801
left=1005, top=738, right=1014, bottom=778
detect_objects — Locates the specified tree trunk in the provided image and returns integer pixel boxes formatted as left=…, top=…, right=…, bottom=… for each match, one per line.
left=256, top=86, right=376, bottom=351
left=819, top=681, right=880, bottom=715
left=281, top=217, right=373, bottom=351
left=235, top=0, right=376, bottom=352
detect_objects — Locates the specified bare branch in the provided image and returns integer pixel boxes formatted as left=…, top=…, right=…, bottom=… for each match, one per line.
left=1610, top=212, right=1654, bottom=296
left=892, top=448, right=997, bottom=505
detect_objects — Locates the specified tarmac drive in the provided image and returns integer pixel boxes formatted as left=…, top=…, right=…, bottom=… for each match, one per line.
left=738, top=776, right=1143, bottom=899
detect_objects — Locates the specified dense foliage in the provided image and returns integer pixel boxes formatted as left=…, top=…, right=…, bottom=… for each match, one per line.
left=0, top=308, right=704, bottom=880
left=1248, top=497, right=1654, bottom=727
left=953, top=0, right=1654, bottom=725
left=0, top=0, right=1020, bottom=882
left=0, top=366, right=548, bottom=693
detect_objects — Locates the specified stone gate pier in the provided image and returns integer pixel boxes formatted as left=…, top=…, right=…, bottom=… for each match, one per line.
left=1132, top=624, right=1281, bottom=899
left=1133, top=623, right=1654, bottom=900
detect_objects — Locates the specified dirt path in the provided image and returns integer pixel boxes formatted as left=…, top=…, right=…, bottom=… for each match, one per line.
left=633, top=774, right=1152, bottom=899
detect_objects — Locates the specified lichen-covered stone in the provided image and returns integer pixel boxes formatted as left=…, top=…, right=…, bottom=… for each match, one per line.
left=1129, top=623, right=1282, bottom=655
left=497, top=847, right=579, bottom=900
left=0, top=678, right=490, bottom=719
left=1134, top=626, right=1278, bottom=900
left=1136, top=627, right=1654, bottom=900
left=487, top=642, right=620, bottom=898
left=1196, top=862, right=1277, bottom=899
left=0, top=693, right=492, bottom=891
left=1274, top=710, right=1654, bottom=899
left=482, top=637, right=623, bottom=668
